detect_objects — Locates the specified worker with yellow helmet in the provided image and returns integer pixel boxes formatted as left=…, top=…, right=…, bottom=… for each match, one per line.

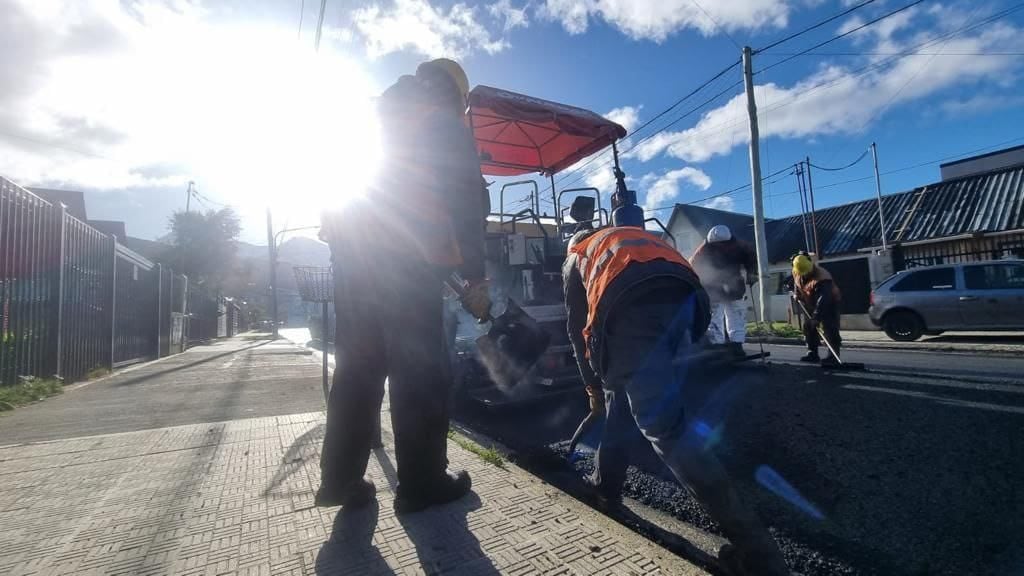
left=317, top=58, right=489, bottom=514
left=791, top=252, right=843, bottom=366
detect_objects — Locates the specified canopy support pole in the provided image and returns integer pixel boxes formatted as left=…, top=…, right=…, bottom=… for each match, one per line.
left=549, top=173, right=557, bottom=222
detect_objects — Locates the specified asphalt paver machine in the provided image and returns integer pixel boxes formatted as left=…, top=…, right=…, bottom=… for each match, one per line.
left=455, top=86, right=675, bottom=408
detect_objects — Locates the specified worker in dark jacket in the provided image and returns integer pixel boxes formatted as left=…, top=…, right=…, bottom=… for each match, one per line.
left=691, top=224, right=757, bottom=356
left=317, top=59, right=490, bottom=514
left=564, top=220, right=789, bottom=576
left=792, top=253, right=842, bottom=366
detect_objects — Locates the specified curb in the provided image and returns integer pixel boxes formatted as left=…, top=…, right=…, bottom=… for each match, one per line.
left=747, top=336, right=1024, bottom=357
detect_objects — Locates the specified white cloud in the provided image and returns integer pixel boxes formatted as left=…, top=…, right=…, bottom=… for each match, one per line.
left=702, top=195, right=735, bottom=211
left=640, top=166, right=712, bottom=210
left=633, top=18, right=1024, bottom=164
left=353, top=0, right=509, bottom=59
left=541, top=0, right=793, bottom=42
left=605, top=105, right=642, bottom=133
left=489, top=0, right=530, bottom=32
left=560, top=104, right=643, bottom=192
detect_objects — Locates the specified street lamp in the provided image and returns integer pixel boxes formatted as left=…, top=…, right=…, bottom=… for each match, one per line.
left=265, top=216, right=320, bottom=338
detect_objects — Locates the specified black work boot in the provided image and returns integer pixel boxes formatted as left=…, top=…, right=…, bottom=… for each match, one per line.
left=799, top=350, right=820, bottom=363
left=314, top=477, right=376, bottom=508
left=729, top=342, right=746, bottom=358
left=582, top=475, right=622, bottom=511
left=394, top=470, right=472, bottom=515
left=820, top=354, right=841, bottom=368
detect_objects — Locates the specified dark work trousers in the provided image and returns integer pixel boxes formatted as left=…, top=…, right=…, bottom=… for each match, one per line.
left=595, top=287, right=785, bottom=568
left=803, top=305, right=842, bottom=357
left=319, top=249, right=452, bottom=496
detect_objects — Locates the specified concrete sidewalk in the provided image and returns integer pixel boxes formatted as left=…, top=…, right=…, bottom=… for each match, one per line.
left=0, top=339, right=705, bottom=575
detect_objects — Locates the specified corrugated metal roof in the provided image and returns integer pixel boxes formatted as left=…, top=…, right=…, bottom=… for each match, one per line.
left=666, top=164, right=1024, bottom=262
left=762, top=164, right=1024, bottom=260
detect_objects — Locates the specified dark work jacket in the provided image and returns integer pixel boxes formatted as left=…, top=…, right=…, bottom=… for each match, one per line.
left=323, top=75, right=488, bottom=282
left=563, top=229, right=710, bottom=390
left=690, top=239, right=756, bottom=302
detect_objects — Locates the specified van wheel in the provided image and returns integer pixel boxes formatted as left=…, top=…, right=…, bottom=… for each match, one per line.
left=883, top=311, right=924, bottom=341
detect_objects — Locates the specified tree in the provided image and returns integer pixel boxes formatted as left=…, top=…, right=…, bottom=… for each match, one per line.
left=168, top=208, right=241, bottom=292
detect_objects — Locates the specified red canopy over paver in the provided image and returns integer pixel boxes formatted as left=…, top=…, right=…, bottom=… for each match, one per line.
left=468, top=85, right=627, bottom=177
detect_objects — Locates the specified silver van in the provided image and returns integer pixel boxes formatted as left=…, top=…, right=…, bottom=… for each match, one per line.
left=869, top=260, right=1024, bottom=341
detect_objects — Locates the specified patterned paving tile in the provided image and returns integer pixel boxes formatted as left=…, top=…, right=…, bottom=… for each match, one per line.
left=0, top=412, right=704, bottom=575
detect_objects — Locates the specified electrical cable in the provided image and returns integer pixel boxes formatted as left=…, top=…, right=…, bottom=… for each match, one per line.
left=756, top=0, right=878, bottom=54
left=689, top=0, right=743, bottom=50
left=810, top=149, right=870, bottom=171
left=755, top=0, right=929, bottom=76
left=554, top=60, right=742, bottom=186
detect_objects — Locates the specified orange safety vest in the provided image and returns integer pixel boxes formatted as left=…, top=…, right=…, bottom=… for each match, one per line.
left=570, top=227, right=694, bottom=344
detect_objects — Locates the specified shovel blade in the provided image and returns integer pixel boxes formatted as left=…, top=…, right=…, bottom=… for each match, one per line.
left=474, top=299, right=550, bottom=388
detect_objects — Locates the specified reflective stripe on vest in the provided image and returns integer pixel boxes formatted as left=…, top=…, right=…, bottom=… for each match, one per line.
left=570, top=227, right=693, bottom=347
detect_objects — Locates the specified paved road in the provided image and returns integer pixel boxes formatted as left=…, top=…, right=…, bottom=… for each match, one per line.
left=763, top=342, right=1024, bottom=381
left=459, top=342, right=1024, bottom=575
left=0, top=336, right=326, bottom=445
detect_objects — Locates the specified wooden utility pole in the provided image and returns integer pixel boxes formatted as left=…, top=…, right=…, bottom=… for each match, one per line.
left=804, top=157, right=821, bottom=255
left=742, top=46, right=771, bottom=324
left=871, top=142, right=888, bottom=250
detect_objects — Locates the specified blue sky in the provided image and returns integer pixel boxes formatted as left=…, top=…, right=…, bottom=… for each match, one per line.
left=3, top=0, right=1023, bottom=243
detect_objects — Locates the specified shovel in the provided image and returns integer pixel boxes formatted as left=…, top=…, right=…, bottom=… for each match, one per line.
left=447, top=277, right=551, bottom=388
left=793, top=296, right=866, bottom=371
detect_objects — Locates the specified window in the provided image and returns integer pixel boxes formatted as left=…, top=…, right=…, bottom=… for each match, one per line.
left=890, top=268, right=956, bottom=292
left=964, top=264, right=1024, bottom=290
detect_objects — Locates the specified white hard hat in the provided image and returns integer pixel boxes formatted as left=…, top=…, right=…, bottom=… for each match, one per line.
left=707, top=224, right=732, bottom=243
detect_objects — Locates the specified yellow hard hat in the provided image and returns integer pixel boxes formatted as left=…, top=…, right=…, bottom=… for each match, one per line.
left=424, top=58, right=469, bottom=103
left=792, top=253, right=813, bottom=277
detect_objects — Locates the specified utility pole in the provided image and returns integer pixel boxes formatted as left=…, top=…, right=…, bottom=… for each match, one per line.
left=266, top=208, right=279, bottom=339
left=795, top=163, right=811, bottom=252
left=871, top=142, right=888, bottom=251
left=314, top=0, right=328, bottom=51
left=804, top=157, right=821, bottom=255
left=742, top=46, right=771, bottom=324
left=185, top=181, right=194, bottom=213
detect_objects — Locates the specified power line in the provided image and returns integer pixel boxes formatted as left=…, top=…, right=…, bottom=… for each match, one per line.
left=557, top=75, right=744, bottom=191
left=694, top=3, right=1024, bottom=144
left=689, top=0, right=743, bottom=50
left=810, top=149, right=869, bottom=171
left=755, top=0, right=929, bottom=76
left=555, top=59, right=741, bottom=186
left=764, top=51, right=1024, bottom=56
left=814, top=136, right=1024, bottom=191
left=755, top=0, right=878, bottom=54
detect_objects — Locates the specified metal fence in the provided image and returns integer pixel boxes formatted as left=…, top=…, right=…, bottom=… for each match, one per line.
left=1, top=177, right=209, bottom=385
left=897, top=233, right=1024, bottom=269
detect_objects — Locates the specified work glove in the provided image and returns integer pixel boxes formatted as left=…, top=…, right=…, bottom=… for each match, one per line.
left=585, top=385, right=606, bottom=415
left=461, top=280, right=492, bottom=322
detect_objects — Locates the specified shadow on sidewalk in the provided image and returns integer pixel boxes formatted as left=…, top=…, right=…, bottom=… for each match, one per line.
left=316, top=493, right=501, bottom=575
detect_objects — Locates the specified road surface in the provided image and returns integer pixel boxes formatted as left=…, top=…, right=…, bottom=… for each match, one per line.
left=457, top=341, right=1024, bottom=575
left=763, top=342, right=1024, bottom=382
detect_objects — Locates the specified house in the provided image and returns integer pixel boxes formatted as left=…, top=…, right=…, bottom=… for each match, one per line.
left=666, top=146, right=1024, bottom=327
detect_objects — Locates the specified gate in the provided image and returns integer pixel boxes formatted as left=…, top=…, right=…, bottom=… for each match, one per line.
left=113, top=245, right=160, bottom=366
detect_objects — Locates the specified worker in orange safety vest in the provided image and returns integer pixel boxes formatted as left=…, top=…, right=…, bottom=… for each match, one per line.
left=563, top=220, right=790, bottom=576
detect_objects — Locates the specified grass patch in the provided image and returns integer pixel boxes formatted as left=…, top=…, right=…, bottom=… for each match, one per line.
left=448, top=429, right=505, bottom=468
left=86, top=366, right=111, bottom=380
left=0, top=378, right=64, bottom=412
left=747, top=322, right=803, bottom=339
